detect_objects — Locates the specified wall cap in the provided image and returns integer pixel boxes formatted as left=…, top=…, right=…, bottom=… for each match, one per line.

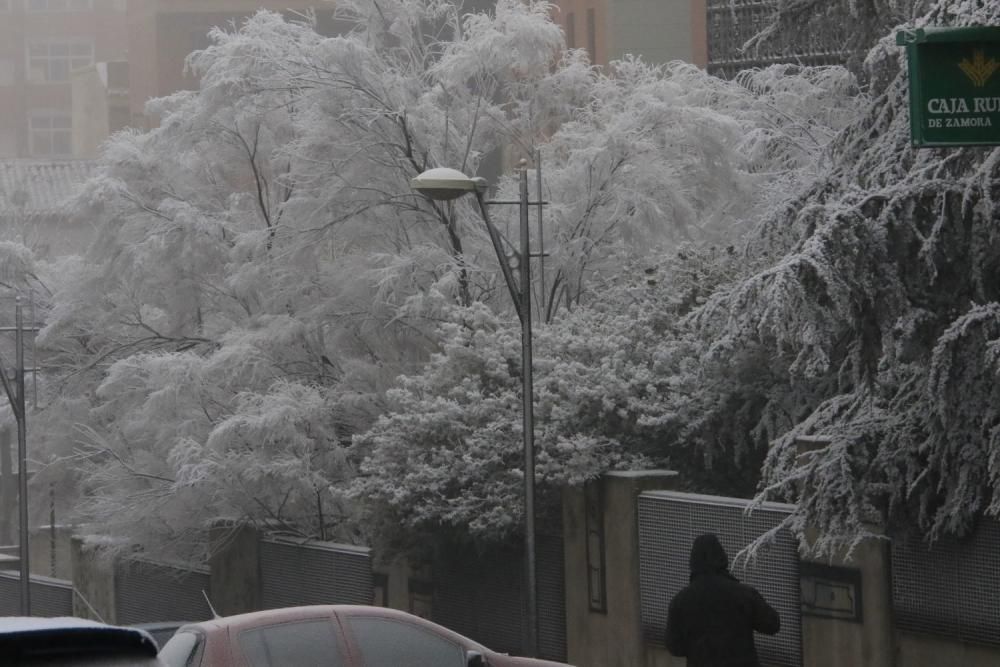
left=604, top=469, right=679, bottom=479
left=641, top=489, right=796, bottom=513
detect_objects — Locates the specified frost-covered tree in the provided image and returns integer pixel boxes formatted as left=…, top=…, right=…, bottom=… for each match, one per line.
left=536, top=59, right=860, bottom=317
left=355, top=0, right=1000, bottom=557
left=678, top=0, right=1000, bottom=555
left=351, top=238, right=839, bottom=545
left=349, top=56, right=862, bottom=545
left=28, top=1, right=716, bottom=557
left=37, top=0, right=869, bottom=557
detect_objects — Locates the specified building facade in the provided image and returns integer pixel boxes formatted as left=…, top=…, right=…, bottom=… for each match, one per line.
left=551, top=0, right=708, bottom=69
left=550, top=0, right=853, bottom=77
left=70, top=60, right=129, bottom=158
left=125, top=0, right=346, bottom=129
left=0, top=159, right=98, bottom=256
left=0, top=0, right=128, bottom=159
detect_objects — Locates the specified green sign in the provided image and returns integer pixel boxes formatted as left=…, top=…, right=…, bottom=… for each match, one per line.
left=897, top=26, right=1000, bottom=147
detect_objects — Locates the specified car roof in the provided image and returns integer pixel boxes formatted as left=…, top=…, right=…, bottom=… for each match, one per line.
left=132, top=622, right=189, bottom=631
left=178, top=605, right=486, bottom=649
left=182, top=605, right=396, bottom=628
left=182, top=605, right=335, bottom=632
left=0, top=616, right=159, bottom=658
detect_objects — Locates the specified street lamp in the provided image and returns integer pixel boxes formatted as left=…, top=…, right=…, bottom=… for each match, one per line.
left=410, top=164, right=540, bottom=657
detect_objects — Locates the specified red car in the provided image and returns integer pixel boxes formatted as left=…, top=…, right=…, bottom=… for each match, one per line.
left=158, top=605, right=571, bottom=667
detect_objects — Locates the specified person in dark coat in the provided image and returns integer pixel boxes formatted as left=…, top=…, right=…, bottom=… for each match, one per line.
left=664, top=533, right=780, bottom=667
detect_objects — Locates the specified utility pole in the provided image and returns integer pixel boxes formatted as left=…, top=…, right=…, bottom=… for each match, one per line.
left=15, top=299, right=29, bottom=614
left=0, top=296, right=37, bottom=614
left=518, top=165, right=537, bottom=657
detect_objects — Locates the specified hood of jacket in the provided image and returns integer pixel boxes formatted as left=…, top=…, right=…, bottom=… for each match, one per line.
left=688, top=533, right=732, bottom=580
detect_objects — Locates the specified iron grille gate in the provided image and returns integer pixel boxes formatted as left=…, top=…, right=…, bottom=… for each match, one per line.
left=0, top=572, right=72, bottom=616
left=891, top=519, right=1000, bottom=646
left=706, top=0, right=853, bottom=78
left=115, top=558, right=212, bottom=625
left=259, top=537, right=372, bottom=609
left=431, top=534, right=567, bottom=662
left=637, top=491, right=802, bottom=667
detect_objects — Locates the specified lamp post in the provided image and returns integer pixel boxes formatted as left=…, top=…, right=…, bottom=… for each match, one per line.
left=410, top=163, right=541, bottom=657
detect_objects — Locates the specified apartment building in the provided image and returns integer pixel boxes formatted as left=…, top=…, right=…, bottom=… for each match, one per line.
left=0, top=0, right=128, bottom=158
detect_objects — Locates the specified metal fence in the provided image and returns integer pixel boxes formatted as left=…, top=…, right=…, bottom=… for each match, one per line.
left=891, top=519, right=1000, bottom=646
left=637, top=490, right=801, bottom=667
left=259, top=536, right=373, bottom=609
left=114, top=557, right=212, bottom=625
left=706, top=0, right=853, bottom=78
left=431, top=533, right=567, bottom=662
left=0, top=571, right=73, bottom=616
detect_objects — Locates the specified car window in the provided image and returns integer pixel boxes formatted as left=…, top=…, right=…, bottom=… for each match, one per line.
left=238, top=619, right=345, bottom=667
left=347, top=616, right=465, bottom=667
left=158, top=631, right=202, bottom=667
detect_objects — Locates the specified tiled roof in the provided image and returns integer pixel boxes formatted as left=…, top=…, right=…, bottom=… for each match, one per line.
left=0, top=160, right=99, bottom=218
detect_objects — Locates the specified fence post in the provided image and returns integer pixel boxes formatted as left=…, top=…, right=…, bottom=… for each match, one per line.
left=70, top=536, right=116, bottom=623
left=208, top=522, right=261, bottom=616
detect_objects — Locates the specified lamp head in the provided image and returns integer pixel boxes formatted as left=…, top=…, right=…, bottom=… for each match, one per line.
left=410, top=167, right=485, bottom=201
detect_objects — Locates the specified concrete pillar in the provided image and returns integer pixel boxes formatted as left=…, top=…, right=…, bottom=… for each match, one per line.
left=70, top=536, right=116, bottom=623
left=208, top=522, right=261, bottom=616
left=563, top=470, right=679, bottom=667
left=794, top=436, right=895, bottom=667
left=374, top=555, right=431, bottom=613
left=800, top=536, right=894, bottom=667
left=29, top=524, right=73, bottom=579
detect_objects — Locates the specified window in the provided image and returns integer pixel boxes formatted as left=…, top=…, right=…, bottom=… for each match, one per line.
left=586, top=8, right=597, bottom=63
left=373, top=571, right=389, bottom=607
left=26, top=0, right=94, bottom=11
left=565, top=12, right=576, bottom=50
left=0, top=58, right=14, bottom=86
left=238, top=619, right=345, bottom=667
left=29, top=111, right=72, bottom=157
left=27, top=41, right=93, bottom=83
left=585, top=479, right=607, bottom=612
left=408, top=578, right=433, bottom=618
left=348, top=616, right=466, bottom=667
left=0, top=130, right=15, bottom=158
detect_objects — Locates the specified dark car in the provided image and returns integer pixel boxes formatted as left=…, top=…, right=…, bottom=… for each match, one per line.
left=0, top=616, right=163, bottom=666
left=159, top=605, right=571, bottom=667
